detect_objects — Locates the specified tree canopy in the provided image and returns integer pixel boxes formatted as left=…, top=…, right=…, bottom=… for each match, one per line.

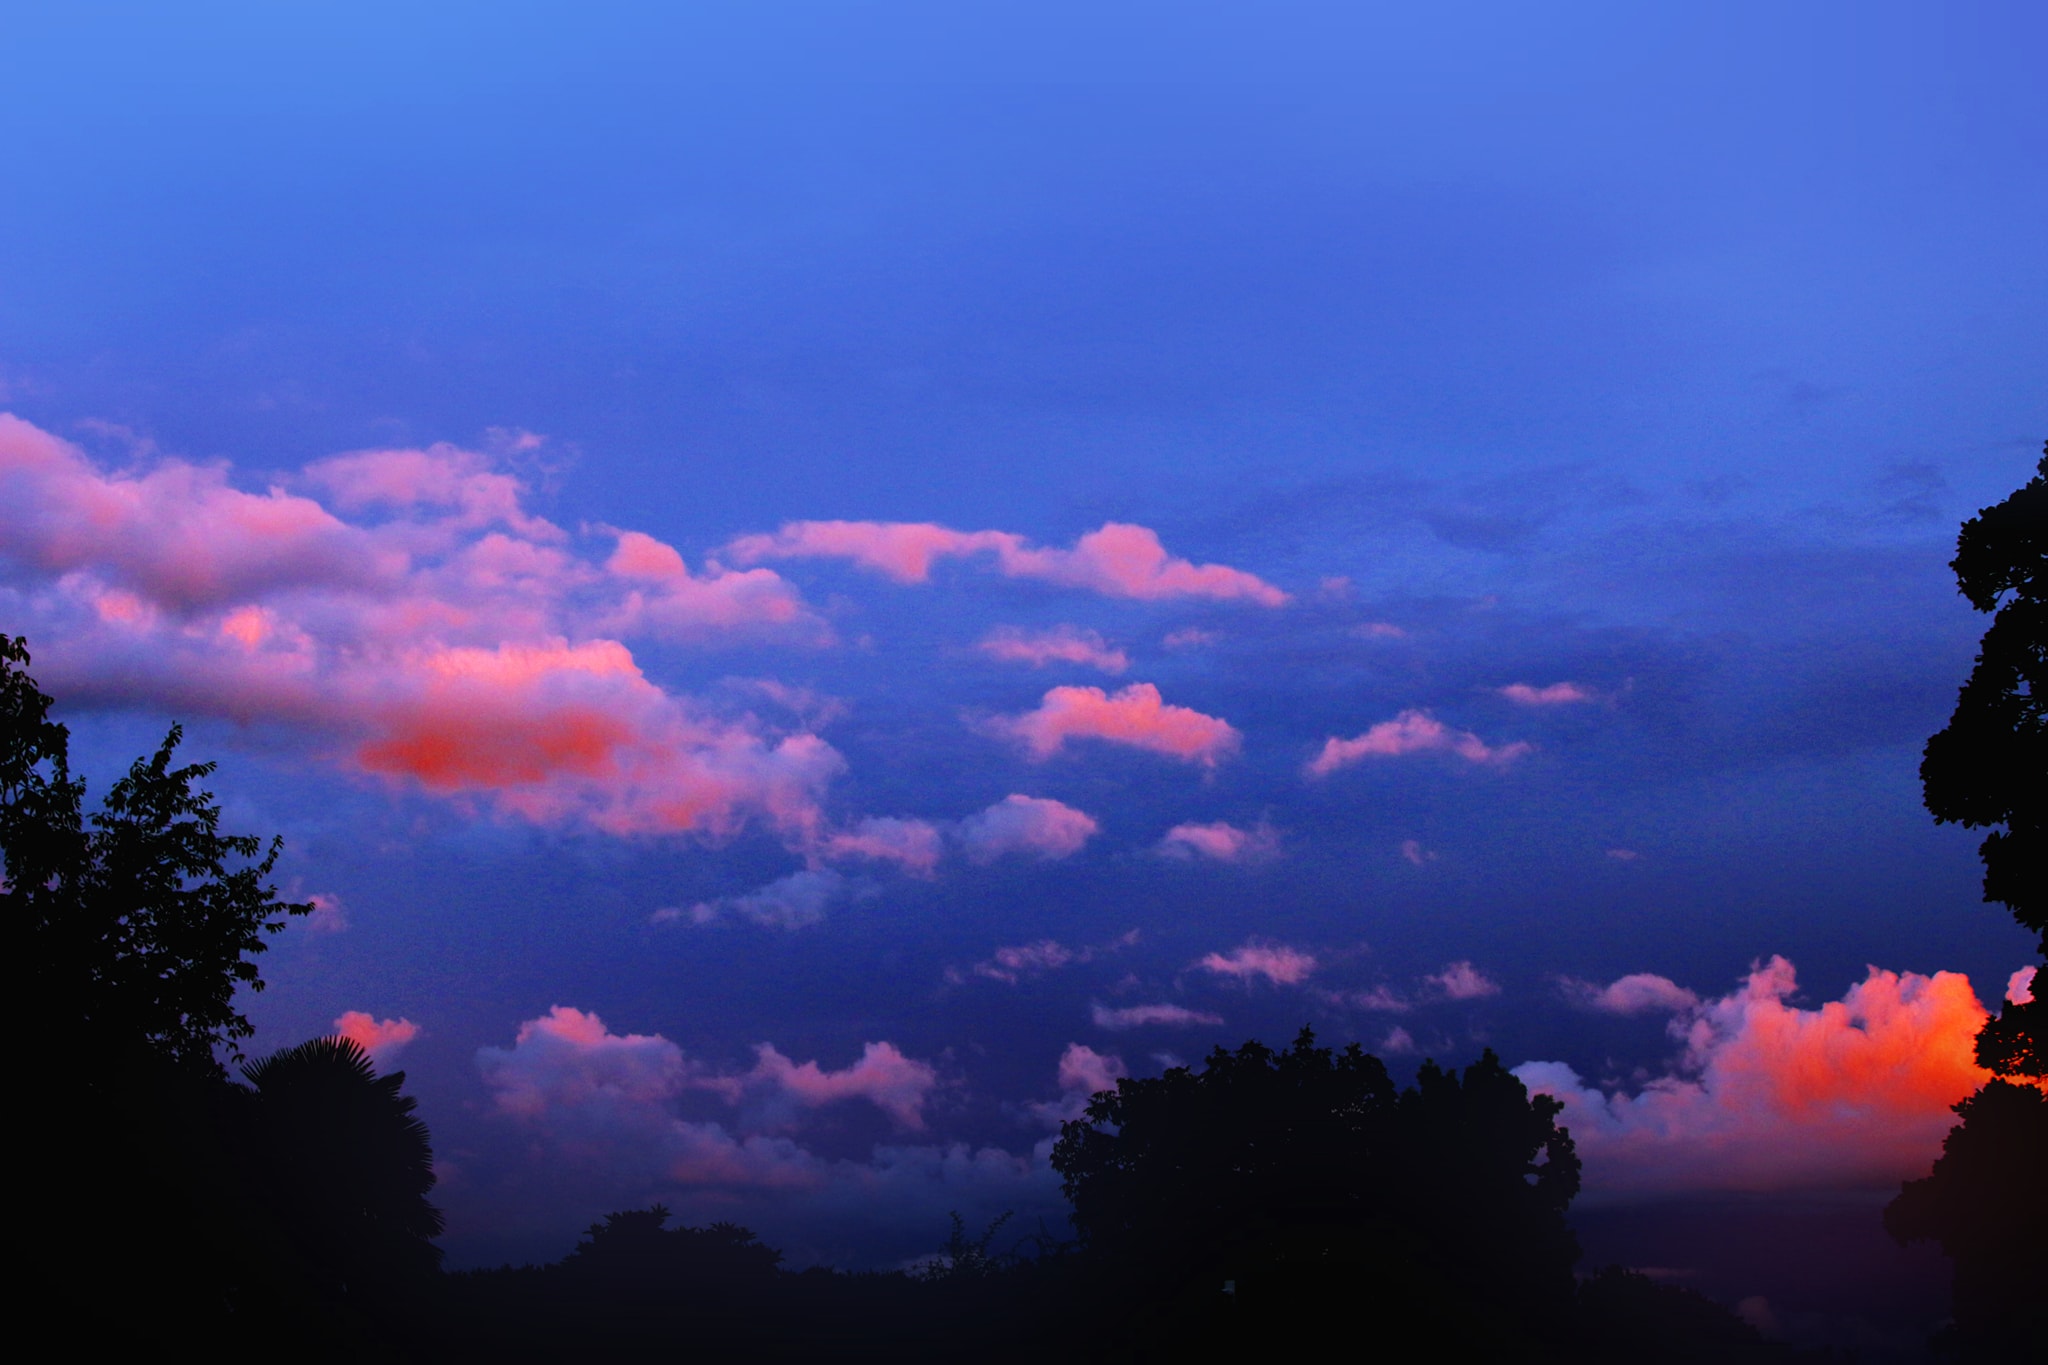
left=4, top=634, right=309, bottom=1075
left=1051, top=1028, right=1582, bottom=1351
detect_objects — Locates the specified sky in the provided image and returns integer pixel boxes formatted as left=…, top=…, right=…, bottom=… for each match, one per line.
left=2, top=2, right=2043, bottom=1274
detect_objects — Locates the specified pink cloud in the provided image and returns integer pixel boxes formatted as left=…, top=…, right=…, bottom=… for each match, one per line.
left=724, top=519, right=1288, bottom=605
left=1351, top=621, right=1407, bottom=639
left=958, top=930, right=1138, bottom=985
left=1158, top=820, right=1280, bottom=863
left=1515, top=957, right=1998, bottom=1193
left=1563, top=972, right=1700, bottom=1015
left=1381, top=1027, right=1417, bottom=1054
left=1197, top=941, right=1318, bottom=986
left=954, top=794, right=1099, bottom=863
left=477, top=1007, right=824, bottom=1190
left=333, top=1011, right=421, bottom=1069
left=1307, top=709, right=1529, bottom=776
left=1399, top=839, right=1437, bottom=866
left=740, top=1041, right=940, bottom=1131
left=1426, top=961, right=1501, bottom=1000
left=819, top=816, right=945, bottom=876
left=1343, top=986, right=1412, bottom=1013
left=0, top=416, right=841, bottom=843
left=303, top=892, right=350, bottom=934
left=1162, top=627, right=1220, bottom=649
left=1090, top=1003, right=1225, bottom=1031
left=1028, top=1043, right=1128, bottom=1127
left=1498, top=681, right=1595, bottom=706
left=0, top=413, right=399, bottom=610
left=990, top=683, right=1240, bottom=766
left=2008, top=966, right=2036, bottom=1005
left=975, top=625, right=1128, bottom=674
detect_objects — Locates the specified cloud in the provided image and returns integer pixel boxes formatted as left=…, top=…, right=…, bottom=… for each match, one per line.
left=975, top=625, right=1128, bottom=674
left=954, top=795, right=1099, bottom=863
left=818, top=816, right=945, bottom=876
left=1381, top=1027, right=1417, bottom=1054
left=1562, top=972, right=1700, bottom=1015
left=1341, top=986, right=1413, bottom=1013
left=957, top=930, right=1138, bottom=985
left=1162, top=627, right=1220, bottom=649
left=1399, top=839, right=1437, bottom=866
left=333, top=1011, right=420, bottom=1069
left=1498, top=681, right=1595, bottom=706
left=1157, top=820, right=1280, bottom=863
left=1426, top=961, right=1501, bottom=1000
left=0, top=416, right=841, bottom=842
left=1307, top=709, right=1529, bottom=776
left=724, top=519, right=1288, bottom=605
left=1514, top=957, right=1996, bottom=1194
left=2008, top=966, right=2037, bottom=1005
left=1196, top=940, right=1317, bottom=986
left=1027, top=1044, right=1128, bottom=1127
left=685, top=869, right=849, bottom=929
left=737, top=1042, right=940, bottom=1131
left=303, top=892, right=350, bottom=933
left=989, top=683, right=1240, bottom=766
left=1090, top=1003, right=1225, bottom=1031
left=479, top=1008, right=943, bottom=1196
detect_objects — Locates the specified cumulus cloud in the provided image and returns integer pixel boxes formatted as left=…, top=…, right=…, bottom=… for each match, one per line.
left=333, top=1011, right=421, bottom=1069
left=1514, top=957, right=1997, bottom=1194
left=0, top=416, right=842, bottom=842
left=1090, top=1003, right=1225, bottom=1031
left=1157, top=820, right=1280, bottom=863
left=1498, top=681, right=1595, bottom=706
left=1562, top=972, right=1700, bottom=1015
left=818, top=816, right=946, bottom=876
left=723, top=519, right=1287, bottom=605
left=1027, top=1043, right=1128, bottom=1127
left=682, top=869, right=850, bottom=929
left=2009, top=966, right=2037, bottom=1005
left=975, top=625, right=1128, bottom=674
left=303, top=892, right=350, bottom=934
left=734, top=1042, right=940, bottom=1132
left=1196, top=940, right=1317, bottom=986
left=1426, top=961, right=1501, bottom=1000
left=989, top=683, right=1240, bottom=766
left=1307, top=709, right=1529, bottom=776
left=954, top=794, right=1100, bottom=863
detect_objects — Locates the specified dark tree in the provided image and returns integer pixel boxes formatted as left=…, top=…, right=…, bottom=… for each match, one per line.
left=1887, top=445, right=2048, bottom=1362
left=4, top=634, right=311, bottom=1075
left=1884, top=1080, right=2047, bottom=1359
left=238, top=1035, right=446, bottom=1299
left=1051, top=1029, right=1582, bottom=1353
left=1920, top=443, right=2046, bottom=1076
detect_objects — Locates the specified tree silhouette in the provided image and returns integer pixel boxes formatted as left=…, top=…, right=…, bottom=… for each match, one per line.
left=1919, top=442, right=2045, bottom=1076
left=1051, top=1029, right=1581, bottom=1353
left=238, top=1035, right=445, bottom=1301
left=4, top=634, right=310, bottom=1075
left=1886, top=444, right=2048, bottom=1361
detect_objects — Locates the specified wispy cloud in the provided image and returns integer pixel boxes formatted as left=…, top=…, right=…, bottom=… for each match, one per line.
left=975, top=625, right=1128, bottom=674
left=1308, top=709, right=1528, bottom=776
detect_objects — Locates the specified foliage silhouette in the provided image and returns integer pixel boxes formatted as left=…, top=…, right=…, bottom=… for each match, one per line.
left=1886, top=1079, right=2048, bottom=1359
left=1919, top=442, right=2046, bottom=1075
left=237, top=1035, right=446, bottom=1301
left=1051, top=1028, right=1583, bottom=1355
left=4, top=634, right=310, bottom=1075
left=1888, top=444, right=2048, bottom=1362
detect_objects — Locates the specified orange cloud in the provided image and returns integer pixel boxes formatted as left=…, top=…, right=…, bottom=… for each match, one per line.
left=991, top=682, right=1241, bottom=766
left=1516, top=957, right=1998, bottom=1193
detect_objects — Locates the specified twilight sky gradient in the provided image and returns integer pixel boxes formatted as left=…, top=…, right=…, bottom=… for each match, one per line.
left=2, top=3, right=2042, bottom=1269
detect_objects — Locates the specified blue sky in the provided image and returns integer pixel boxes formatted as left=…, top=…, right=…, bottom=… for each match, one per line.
left=2, top=2, right=2042, bottom=1270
